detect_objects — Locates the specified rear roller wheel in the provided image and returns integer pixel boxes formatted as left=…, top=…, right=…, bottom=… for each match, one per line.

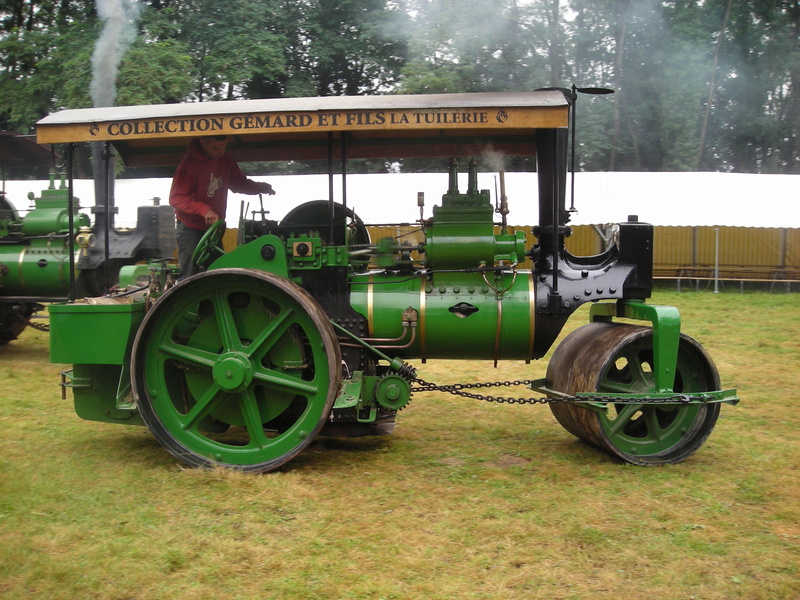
left=131, top=268, right=342, bottom=472
left=547, top=322, right=721, bottom=465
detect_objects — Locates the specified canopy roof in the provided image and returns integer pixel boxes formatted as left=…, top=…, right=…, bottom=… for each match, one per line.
left=0, top=131, right=57, bottom=170
left=36, top=92, right=569, bottom=167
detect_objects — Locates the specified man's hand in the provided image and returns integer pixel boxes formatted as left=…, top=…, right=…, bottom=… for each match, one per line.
left=259, top=182, right=276, bottom=196
left=204, top=209, right=220, bottom=226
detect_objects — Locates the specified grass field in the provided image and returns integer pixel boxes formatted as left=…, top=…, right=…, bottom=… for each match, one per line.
left=1, top=290, right=798, bottom=600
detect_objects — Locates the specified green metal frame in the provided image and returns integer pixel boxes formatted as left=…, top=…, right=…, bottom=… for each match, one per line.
left=549, top=299, right=740, bottom=408
left=589, top=300, right=680, bottom=393
left=531, top=378, right=739, bottom=407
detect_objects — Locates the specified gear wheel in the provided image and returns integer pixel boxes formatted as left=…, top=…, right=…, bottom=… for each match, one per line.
left=374, top=373, right=412, bottom=411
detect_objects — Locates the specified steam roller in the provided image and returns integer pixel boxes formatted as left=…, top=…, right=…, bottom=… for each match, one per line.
left=35, top=90, right=739, bottom=472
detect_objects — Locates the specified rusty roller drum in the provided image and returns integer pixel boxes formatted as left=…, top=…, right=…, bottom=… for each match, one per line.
left=547, top=322, right=721, bottom=465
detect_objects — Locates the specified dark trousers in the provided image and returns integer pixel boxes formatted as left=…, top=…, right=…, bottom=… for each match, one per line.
left=176, top=220, right=207, bottom=280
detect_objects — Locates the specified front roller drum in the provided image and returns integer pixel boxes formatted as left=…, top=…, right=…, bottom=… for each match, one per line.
left=131, top=268, right=342, bottom=472
left=547, top=322, right=721, bottom=465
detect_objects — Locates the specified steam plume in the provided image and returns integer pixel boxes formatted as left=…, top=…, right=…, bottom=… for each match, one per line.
left=91, top=0, right=142, bottom=108
left=90, top=0, right=142, bottom=237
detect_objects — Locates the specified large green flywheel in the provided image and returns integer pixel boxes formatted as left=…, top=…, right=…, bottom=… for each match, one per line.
left=131, top=268, right=342, bottom=472
left=547, top=322, right=721, bottom=465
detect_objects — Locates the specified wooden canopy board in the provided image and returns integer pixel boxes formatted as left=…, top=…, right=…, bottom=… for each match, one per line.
left=36, top=92, right=569, bottom=167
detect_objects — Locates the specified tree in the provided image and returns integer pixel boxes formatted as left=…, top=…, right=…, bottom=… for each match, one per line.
left=115, top=6, right=194, bottom=106
left=161, top=0, right=286, bottom=101
left=0, top=1, right=96, bottom=131
left=0, top=1, right=193, bottom=131
left=397, top=0, right=549, bottom=94
left=1, top=0, right=798, bottom=174
left=708, top=0, right=800, bottom=173
left=283, top=0, right=409, bottom=97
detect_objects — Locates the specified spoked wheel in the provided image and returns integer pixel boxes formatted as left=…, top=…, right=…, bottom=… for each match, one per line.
left=547, top=322, right=721, bottom=465
left=131, top=268, right=342, bottom=472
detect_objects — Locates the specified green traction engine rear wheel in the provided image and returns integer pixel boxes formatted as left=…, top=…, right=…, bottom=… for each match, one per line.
left=547, top=322, right=721, bottom=465
left=131, top=268, right=342, bottom=472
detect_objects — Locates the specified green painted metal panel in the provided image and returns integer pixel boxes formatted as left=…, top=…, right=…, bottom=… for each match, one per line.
left=49, top=301, right=146, bottom=365
left=69, top=364, right=144, bottom=426
left=350, top=270, right=535, bottom=361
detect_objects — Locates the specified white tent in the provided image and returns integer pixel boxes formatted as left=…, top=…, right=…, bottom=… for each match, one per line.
left=566, top=172, right=800, bottom=229
left=4, top=172, right=799, bottom=229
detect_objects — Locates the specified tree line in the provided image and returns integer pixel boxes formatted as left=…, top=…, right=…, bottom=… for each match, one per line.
left=1, top=0, right=798, bottom=174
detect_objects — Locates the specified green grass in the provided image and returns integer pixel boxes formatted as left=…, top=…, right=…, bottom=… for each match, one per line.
left=1, top=290, right=799, bottom=599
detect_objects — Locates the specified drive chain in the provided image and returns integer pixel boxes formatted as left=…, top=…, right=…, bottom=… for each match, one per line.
left=28, top=319, right=50, bottom=332
left=9, top=312, right=49, bottom=332
left=411, top=377, right=710, bottom=406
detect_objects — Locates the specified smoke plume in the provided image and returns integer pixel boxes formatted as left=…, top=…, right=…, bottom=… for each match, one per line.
left=91, top=0, right=143, bottom=108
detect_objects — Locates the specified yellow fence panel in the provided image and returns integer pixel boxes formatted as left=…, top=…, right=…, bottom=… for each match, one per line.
left=654, top=227, right=695, bottom=268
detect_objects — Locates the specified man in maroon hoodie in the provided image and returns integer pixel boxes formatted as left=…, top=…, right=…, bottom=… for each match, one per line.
left=169, top=135, right=276, bottom=278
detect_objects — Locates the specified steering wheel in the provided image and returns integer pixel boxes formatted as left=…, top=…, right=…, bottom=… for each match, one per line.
left=191, top=220, right=227, bottom=269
